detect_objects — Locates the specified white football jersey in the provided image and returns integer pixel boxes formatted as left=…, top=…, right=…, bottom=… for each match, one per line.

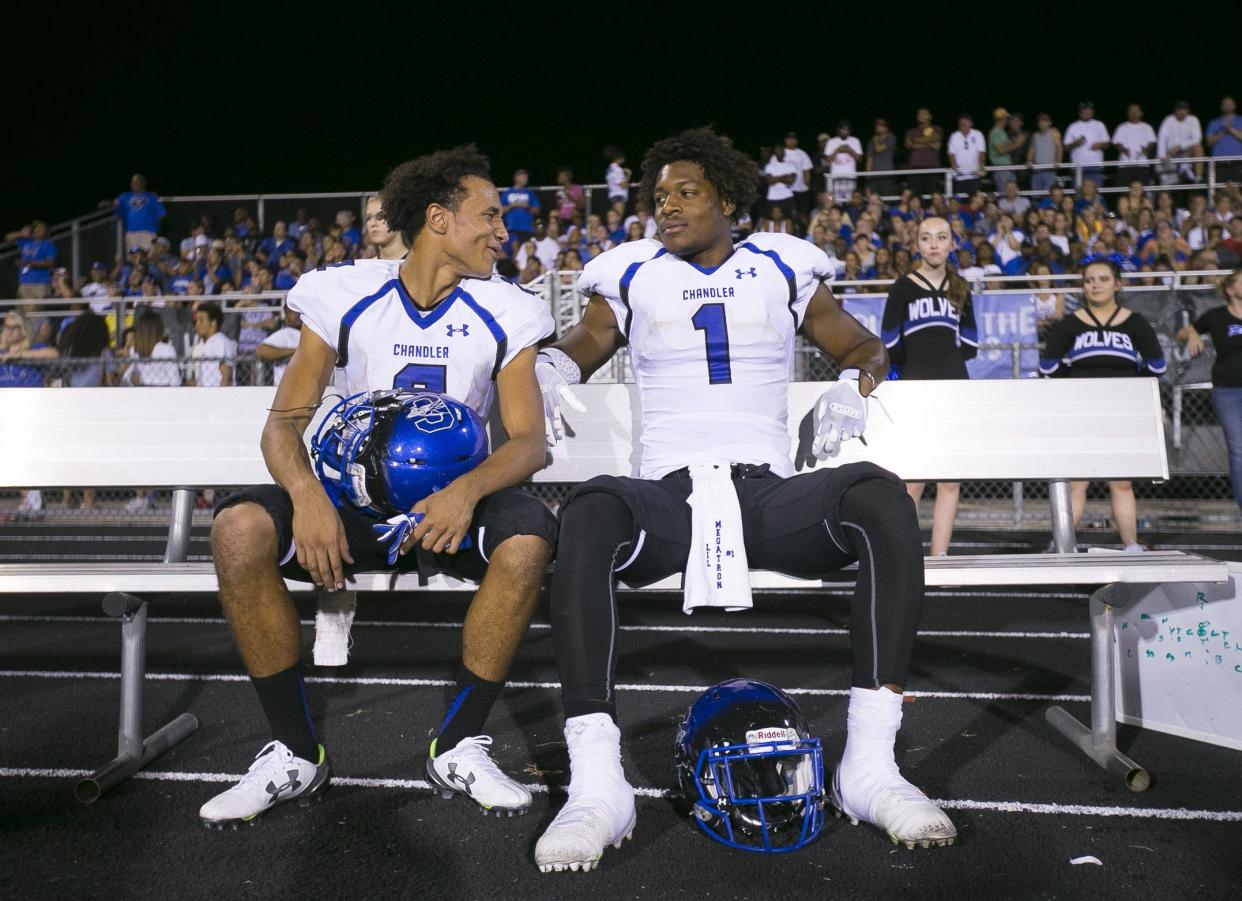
left=289, top=259, right=553, bottom=418
left=578, top=233, right=834, bottom=478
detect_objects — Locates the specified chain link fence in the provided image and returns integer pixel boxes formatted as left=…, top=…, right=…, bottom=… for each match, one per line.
left=2, top=271, right=1238, bottom=530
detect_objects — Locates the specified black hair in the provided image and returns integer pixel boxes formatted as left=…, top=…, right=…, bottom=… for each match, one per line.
left=380, top=145, right=492, bottom=243
left=602, top=145, right=624, bottom=162
left=58, top=309, right=111, bottom=358
left=637, top=127, right=758, bottom=221
left=198, top=302, right=224, bottom=328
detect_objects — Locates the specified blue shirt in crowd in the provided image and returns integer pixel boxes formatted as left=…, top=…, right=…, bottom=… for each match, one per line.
left=259, top=236, right=296, bottom=267
left=17, top=237, right=56, bottom=285
left=501, top=188, right=541, bottom=234
left=1207, top=116, right=1242, bottom=158
left=115, top=191, right=166, bottom=233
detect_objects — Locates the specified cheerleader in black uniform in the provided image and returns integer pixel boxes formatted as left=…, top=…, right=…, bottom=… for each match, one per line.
left=881, top=216, right=978, bottom=556
left=1040, top=258, right=1166, bottom=551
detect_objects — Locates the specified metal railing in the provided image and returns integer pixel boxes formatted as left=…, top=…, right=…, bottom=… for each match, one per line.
left=840, top=154, right=1242, bottom=202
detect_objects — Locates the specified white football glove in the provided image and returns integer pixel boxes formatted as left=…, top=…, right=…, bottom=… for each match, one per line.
left=536, top=348, right=586, bottom=447
left=812, top=369, right=868, bottom=460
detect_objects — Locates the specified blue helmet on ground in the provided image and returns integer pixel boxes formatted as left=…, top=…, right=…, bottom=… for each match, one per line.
left=311, top=389, right=488, bottom=518
left=674, top=678, right=825, bottom=853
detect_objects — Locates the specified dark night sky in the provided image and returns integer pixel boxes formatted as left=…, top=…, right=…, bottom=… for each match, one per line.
left=4, top=8, right=1235, bottom=228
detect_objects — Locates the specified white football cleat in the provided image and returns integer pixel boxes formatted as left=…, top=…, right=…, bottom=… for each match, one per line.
left=536, top=714, right=636, bottom=873
left=830, top=687, right=956, bottom=849
left=426, top=735, right=532, bottom=817
left=831, top=759, right=957, bottom=849
left=199, top=740, right=330, bottom=829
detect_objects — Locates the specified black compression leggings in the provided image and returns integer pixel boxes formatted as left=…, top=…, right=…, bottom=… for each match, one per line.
left=551, top=478, right=926, bottom=720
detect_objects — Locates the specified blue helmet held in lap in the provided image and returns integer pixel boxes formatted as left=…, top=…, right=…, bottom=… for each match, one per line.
left=311, top=389, right=488, bottom=518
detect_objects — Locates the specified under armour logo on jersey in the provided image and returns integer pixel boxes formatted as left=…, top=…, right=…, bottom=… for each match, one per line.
left=446, top=324, right=469, bottom=337
left=735, top=267, right=758, bottom=279
left=266, top=769, right=303, bottom=799
left=446, top=763, right=476, bottom=795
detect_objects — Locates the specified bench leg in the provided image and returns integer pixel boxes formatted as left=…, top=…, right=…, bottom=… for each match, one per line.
left=1045, top=587, right=1151, bottom=792
left=76, top=593, right=200, bottom=804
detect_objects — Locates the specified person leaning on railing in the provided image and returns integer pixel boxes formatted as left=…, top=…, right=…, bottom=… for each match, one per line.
left=1177, top=268, right=1242, bottom=515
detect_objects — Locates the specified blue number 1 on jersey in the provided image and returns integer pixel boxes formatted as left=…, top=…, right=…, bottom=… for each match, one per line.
left=691, top=303, right=732, bottom=384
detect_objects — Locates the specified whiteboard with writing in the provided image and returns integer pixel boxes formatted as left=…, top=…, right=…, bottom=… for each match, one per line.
left=1114, top=562, right=1242, bottom=750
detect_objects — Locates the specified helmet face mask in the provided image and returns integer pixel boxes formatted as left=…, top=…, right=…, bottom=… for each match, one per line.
left=310, top=389, right=488, bottom=517
left=676, top=679, right=826, bottom=853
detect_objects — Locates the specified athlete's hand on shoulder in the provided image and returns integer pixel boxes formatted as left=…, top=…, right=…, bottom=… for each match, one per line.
left=291, top=487, right=353, bottom=591
left=812, top=371, right=868, bottom=460
left=535, top=349, right=587, bottom=447
left=406, top=482, right=478, bottom=556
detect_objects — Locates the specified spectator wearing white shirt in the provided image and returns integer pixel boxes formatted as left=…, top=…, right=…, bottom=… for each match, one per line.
left=188, top=302, right=236, bottom=387
left=603, top=146, right=631, bottom=217
left=120, top=311, right=181, bottom=387
left=947, top=113, right=986, bottom=197
left=1063, top=101, right=1111, bottom=189
left=1112, top=103, right=1157, bottom=187
left=118, top=312, right=182, bottom=512
left=823, top=120, right=863, bottom=203
left=763, top=144, right=798, bottom=219
left=531, top=218, right=561, bottom=272
left=781, top=132, right=815, bottom=228
left=989, top=213, right=1026, bottom=275
left=998, top=180, right=1030, bottom=220
left=80, top=261, right=114, bottom=314
left=256, top=308, right=301, bottom=386
left=1152, top=100, right=1202, bottom=183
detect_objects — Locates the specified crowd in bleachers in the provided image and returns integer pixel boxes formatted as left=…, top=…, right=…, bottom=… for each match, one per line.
left=4, top=97, right=1242, bottom=392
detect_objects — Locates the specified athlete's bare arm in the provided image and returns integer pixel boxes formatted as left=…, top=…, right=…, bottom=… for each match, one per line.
left=548, top=294, right=626, bottom=380
left=800, top=282, right=888, bottom=395
left=405, top=345, right=547, bottom=555
left=259, top=327, right=353, bottom=590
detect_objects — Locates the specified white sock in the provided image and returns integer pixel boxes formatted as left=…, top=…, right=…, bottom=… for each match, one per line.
left=565, top=714, right=628, bottom=787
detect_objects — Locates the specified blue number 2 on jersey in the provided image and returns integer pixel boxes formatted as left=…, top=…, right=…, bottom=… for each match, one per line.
left=691, top=303, right=732, bottom=384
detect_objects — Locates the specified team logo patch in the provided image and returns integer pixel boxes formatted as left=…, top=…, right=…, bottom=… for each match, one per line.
left=405, top=395, right=457, bottom=433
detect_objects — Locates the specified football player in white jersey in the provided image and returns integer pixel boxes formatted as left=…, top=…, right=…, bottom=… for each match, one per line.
left=200, top=146, right=557, bottom=828
left=533, top=128, right=955, bottom=872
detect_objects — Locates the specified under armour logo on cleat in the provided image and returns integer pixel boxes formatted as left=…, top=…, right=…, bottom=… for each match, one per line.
left=266, top=769, right=303, bottom=799
left=446, top=324, right=469, bottom=337
left=735, top=267, right=758, bottom=279
left=447, top=763, right=476, bottom=795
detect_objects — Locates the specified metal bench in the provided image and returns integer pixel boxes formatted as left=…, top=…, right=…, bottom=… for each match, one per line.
left=0, top=379, right=1227, bottom=798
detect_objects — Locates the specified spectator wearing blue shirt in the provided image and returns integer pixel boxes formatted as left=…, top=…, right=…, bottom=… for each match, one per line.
left=4, top=221, right=57, bottom=299
left=335, top=210, right=362, bottom=251
left=1206, top=96, right=1242, bottom=183
left=501, top=169, right=541, bottom=251
left=104, top=174, right=166, bottom=252
left=258, top=221, right=296, bottom=272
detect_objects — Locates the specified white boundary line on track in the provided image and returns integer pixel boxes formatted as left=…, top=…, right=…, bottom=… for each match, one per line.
left=0, top=669, right=1090, bottom=703
left=1, top=766, right=1239, bottom=822
left=0, top=614, right=1091, bottom=640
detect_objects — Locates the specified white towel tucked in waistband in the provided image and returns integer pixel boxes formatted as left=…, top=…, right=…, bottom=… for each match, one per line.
left=683, top=463, right=753, bottom=614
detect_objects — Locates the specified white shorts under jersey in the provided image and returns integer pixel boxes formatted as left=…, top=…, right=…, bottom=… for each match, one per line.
left=578, top=233, right=835, bottom=478
left=289, top=259, right=553, bottom=419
